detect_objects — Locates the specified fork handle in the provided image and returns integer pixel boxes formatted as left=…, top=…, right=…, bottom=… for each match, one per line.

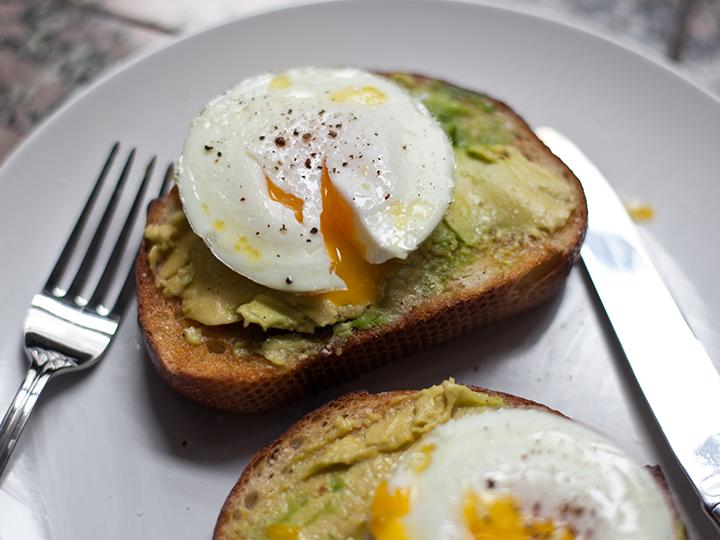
left=0, top=350, right=74, bottom=479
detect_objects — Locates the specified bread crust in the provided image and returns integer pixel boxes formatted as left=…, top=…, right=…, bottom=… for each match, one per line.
left=212, top=384, right=680, bottom=539
left=136, top=83, right=588, bottom=413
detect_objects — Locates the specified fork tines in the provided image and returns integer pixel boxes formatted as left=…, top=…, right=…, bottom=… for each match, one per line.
left=43, top=144, right=173, bottom=319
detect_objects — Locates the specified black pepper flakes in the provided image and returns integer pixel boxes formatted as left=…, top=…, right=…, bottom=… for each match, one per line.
left=384, top=193, right=390, bottom=200
left=342, top=162, right=348, bottom=167
left=285, top=276, right=293, bottom=284
left=204, top=145, right=214, bottom=151
left=304, top=158, right=312, bottom=169
left=293, top=129, right=299, bottom=136
left=259, top=136, right=265, bottom=141
left=310, top=227, right=318, bottom=234
left=275, top=136, right=286, bottom=147
left=216, top=151, right=222, bottom=157
left=329, top=130, right=337, bottom=138
left=240, top=197, right=246, bottom=202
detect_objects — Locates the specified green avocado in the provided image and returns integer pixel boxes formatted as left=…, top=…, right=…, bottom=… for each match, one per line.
left=230, top=381, right=504, bottom=539
left=447, top=147, right=578, bottom=245
left=144, top=73, right=578, bottom=356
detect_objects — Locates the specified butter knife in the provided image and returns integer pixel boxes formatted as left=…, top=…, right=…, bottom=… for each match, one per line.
left=536, top=127, right=720, bottom=530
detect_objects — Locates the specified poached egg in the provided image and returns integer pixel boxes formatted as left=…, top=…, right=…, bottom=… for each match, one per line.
left=370, top=409, right=676, bottom=539
left=177, top=67, right=454, bottom=303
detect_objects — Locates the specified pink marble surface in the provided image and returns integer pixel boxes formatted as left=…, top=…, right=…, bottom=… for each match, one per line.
left=1, top=0, right=719, bottom=164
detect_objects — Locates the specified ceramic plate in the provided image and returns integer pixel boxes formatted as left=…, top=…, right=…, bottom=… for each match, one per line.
left=1, top=1, right=719, bottom=537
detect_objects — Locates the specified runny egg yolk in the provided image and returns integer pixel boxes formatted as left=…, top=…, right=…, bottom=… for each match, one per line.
left=463, top=491, right=576, bottom=540
left=370, top=480, right=410, bottom=540
left=370, top=483, right=577, bottom=540
left=318, top=165, right=386, bottom=305
left=266, top=175, right=305, bottom=224
left=265, top=524, right=300, bottom=540
left=265, top=166, right=385, bottom=304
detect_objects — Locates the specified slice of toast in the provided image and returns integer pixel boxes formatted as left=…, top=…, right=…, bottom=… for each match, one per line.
left=136, top=77, right=588, bottom=413
left=213, top=383, right=682, bottom=539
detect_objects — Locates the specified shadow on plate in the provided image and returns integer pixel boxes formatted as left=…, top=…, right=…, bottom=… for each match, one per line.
left=133, top=282, right=567, bottom=466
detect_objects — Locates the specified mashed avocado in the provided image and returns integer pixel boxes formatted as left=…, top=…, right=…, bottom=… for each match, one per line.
left=226, top=381, right=504, bottom=539
left=144, top=74, right=578, bottom=357
left=447, top=147, right=577, bottom=245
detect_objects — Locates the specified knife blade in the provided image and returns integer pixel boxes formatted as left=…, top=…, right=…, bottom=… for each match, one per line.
left=536, top=126, right=720, bottom=529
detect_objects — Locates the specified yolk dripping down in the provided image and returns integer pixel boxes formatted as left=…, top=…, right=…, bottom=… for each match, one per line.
left=319, top=164, right=385, bottom=305
left=265, top=167, right=385, bottom=303
left=370, top=480, right=410, bottom=540
left=266, top=175, right=305, bottom=224
left=463, top=492, right=576, bottom=540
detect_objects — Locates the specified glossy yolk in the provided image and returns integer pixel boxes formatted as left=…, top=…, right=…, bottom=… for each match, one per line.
left=463, top=492, right=576, bottom=540
left=266, top=175, right=304, bottom=224
left=265, top=524, right=300, bottom=540
left=319, top=164, right=385, bottom=305
left=370, top=480, right=410, bottom=540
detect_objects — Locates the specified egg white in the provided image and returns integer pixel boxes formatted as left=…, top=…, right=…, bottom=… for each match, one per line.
left=177, top=67, right=454, bottom=293
left=386, top=409, right=676, bottom=540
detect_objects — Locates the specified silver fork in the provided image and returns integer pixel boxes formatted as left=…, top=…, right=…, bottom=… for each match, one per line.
left=0, top=144, right=173, bottom=478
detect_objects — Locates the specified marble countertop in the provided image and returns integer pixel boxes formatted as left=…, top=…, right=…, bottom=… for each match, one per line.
left=1, top=0, right=718, bottom=163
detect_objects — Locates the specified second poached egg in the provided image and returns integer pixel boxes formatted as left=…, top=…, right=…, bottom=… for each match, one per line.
left=370, top=409, right=677, bottom=539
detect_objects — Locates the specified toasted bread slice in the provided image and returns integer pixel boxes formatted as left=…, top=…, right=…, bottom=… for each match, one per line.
left=213, top=383, right=682, bottom=539
left=136, top=79, right=587, bottom=413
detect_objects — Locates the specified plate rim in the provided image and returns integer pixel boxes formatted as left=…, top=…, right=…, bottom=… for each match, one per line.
left=0, top=2, right=718, bottom=537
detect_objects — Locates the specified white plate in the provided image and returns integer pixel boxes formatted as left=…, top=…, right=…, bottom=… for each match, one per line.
left=1, top=1, right=719, bottom=538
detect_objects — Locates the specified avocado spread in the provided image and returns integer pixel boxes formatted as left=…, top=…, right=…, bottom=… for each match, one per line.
left=144, top=74, right=578, bottom=360
left=225, top=380, right=504, bottom=539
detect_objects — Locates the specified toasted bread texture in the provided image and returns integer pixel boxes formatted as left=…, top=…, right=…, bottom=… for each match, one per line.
left=213, top=383, right=682, bottom=539
left=136, top=75, right=587, bottom=413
